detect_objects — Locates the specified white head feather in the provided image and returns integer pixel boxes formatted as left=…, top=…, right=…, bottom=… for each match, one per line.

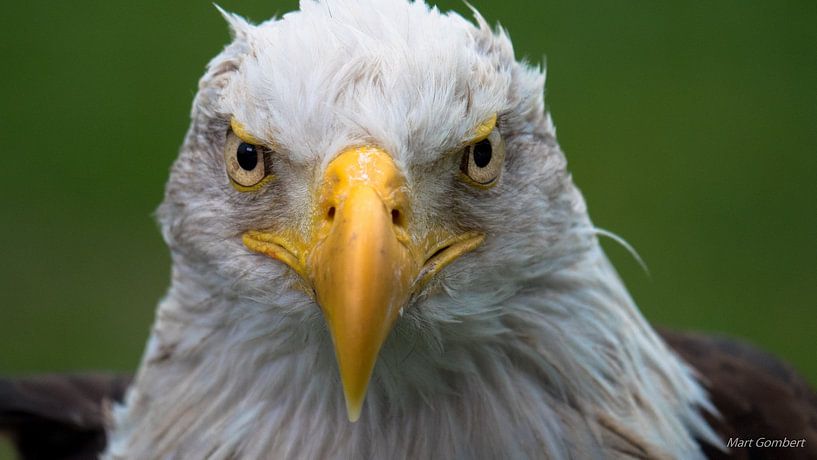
left=107, top=1, right=720, bottom=458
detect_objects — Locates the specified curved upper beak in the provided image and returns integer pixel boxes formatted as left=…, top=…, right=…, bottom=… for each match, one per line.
left=243, top=146, right=484, bottom=421
left=308, top=147, right=417, bottom=421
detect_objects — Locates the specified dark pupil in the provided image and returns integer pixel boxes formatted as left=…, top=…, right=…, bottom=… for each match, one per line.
left=236, top=143, right=258, bottom=171
left=472, top=140, right=492, bottom=168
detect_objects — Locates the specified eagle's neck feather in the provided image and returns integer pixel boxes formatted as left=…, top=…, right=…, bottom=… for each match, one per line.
left=107, top=244, right=717, bottom=459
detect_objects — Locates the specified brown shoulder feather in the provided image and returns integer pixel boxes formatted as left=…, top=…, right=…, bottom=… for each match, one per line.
left=0, top=374, right=131, bottom=460
left=660, top=329, right=817, bottom=459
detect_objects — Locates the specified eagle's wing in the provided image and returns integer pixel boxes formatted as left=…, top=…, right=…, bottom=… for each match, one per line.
left=0, top=374, right=131, bottom=460
left=1, top=333, right=815, bottom=460
left=660, top=329, right=817, bottom=459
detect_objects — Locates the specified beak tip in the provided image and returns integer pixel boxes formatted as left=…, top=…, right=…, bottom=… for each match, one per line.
left=345, top=397, right=363, bottom=422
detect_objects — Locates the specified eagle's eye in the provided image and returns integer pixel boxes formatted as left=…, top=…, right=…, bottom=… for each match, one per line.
left=236, top=143, right=259, bottom=171
left=459, top=128, right=505, bottom=187
left=224, top=131, right=270, bottom=190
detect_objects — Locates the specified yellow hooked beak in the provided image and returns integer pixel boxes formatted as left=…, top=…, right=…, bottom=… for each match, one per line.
left=243, top=146, right=484, bottom=421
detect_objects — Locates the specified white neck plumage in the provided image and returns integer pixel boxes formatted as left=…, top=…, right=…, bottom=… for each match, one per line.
left=106, top=242, right=717, bottom=459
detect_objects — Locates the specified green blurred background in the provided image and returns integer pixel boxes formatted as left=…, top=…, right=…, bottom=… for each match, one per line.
left=1, top=1, right=815, bottom=456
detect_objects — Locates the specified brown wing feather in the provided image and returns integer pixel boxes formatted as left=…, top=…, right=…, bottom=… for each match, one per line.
left=0, top=374, right=131, bottom=460
left=660, top=329, right=817, bottom=459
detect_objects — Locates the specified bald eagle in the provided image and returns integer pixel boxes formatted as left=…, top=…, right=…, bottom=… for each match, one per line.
left=2, top=1, right=815, bottom=459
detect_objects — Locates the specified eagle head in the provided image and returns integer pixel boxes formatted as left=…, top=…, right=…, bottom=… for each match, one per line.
left=110, top=1, right=718, bottom=457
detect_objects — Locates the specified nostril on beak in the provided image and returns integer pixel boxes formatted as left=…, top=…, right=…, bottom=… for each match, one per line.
left=327, top=206, right=336, bottom=221
left=391, top=208, right=402, bottom=227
